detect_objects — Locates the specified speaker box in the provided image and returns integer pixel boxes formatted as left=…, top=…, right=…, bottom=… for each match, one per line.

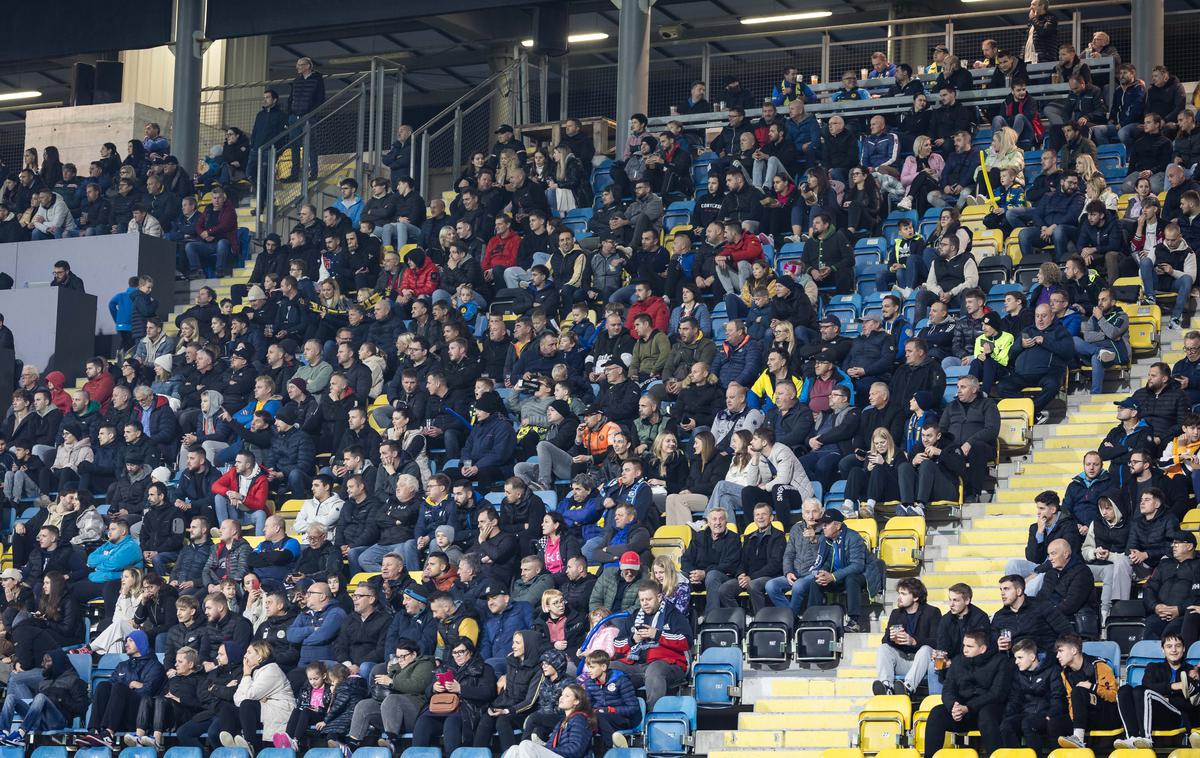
left=94, top=61, right=124, bottom=105
left=534, top=6, right=569, bottom=57
left=71, top=63, right=95, bottom=107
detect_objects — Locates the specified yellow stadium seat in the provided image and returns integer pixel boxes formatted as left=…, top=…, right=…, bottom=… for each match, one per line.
left=932, top=749, right=978, bottom=758
left=1183, top=509, right=1200, bottom=531
left=397, top=243, right=417, bottom=261
left=279, top=499, right=305, bottom=514
left=875, top=750, right=919, bottom=758
left=1119, top=302, right=1161, bottom=355
left=845, top=518, right=878, bottom=551
left=1048, top=749, right=1095, bottom=758
left=858, top=695, right=912, bottom=753
left=911, top=694, right=942, bottom=755
left=879, top=516, right=925, bottom=572
left=960, top=205, right=988, bottom=222
left=1109, top=750, right=1157, bottom=758
left=1112, top=276, right=1144, bottom=303
left=244, top=536, right=264, bottom=548
left=668, top=224, right=693, bottom=240
left=997, top=398, right=1035, bottom=457
left=347, top=572, right=379, bottom=590
left=991, top=750, right=1036, bottom=758
left=1117, top=193, right=1132, bottom=212
left=1168, top=749, right=1200, bottom=758
left=651, top=525, right=692, bottom=551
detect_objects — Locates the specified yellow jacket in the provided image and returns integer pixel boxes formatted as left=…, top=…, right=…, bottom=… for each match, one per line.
left=973, top=331, right=1014, bottom=366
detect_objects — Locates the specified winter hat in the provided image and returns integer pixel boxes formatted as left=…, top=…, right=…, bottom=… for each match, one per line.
left=435, top=525, right=456, bottom=543
left=151, top=466, right=172, bottom=484
left=982, top=311, right=1004, bottom=333
left=288, top=377, right=308, bottom=394
left=127, top=630, right=150, bottom=657
left=222, top=640, right=247, bottom=665
left=548, top=400, right=572, bottom=419
left=640, top=134, right=660, bottom=152
left=153, top=354, right=172, bottom=374
left=540, top=648, right=568, bottom=673
left=912, top=390, right=934, bottom=411
left=262, top=233, right=281, bottom=248
left=246, top=285, right=267, bottom=301
left=276, top=405, right=299, bottom=426
left=619, top=551, right=641, bottom=570
left=475, top=391, right=504, bottom=415
left=62, top=421, right=85, bottom=440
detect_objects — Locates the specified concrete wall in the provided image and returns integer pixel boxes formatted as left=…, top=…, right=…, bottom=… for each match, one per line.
left=24, top=102, right=173, bottom=177
left=0, top=288, right=96, bottom=381
left=0, top=233, right=175, bottom=334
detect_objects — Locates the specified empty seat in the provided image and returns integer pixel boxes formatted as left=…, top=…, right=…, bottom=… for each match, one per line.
left=693, top=647, right=743, bottom=708
left=795, top=604, right=844, bottom=664
left=644, top=695, right=697, bottom=756
left=746, top=606, right=795, bottom=669
left=698, top=607, right=746, bottom=652
left=879, top=516, right=926, bottom=572
left=858, top=695, right=913, bottom=753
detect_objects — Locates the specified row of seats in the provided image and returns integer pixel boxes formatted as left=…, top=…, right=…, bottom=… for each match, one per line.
left=16, top=748, right=655, bottom=758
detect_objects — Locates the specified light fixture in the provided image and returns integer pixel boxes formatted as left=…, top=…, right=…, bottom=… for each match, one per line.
left=0, top=91, right=41, bottom=103
left=739, top=11, right=832, bottom=24
left=521, top=32, right=609, bottom=47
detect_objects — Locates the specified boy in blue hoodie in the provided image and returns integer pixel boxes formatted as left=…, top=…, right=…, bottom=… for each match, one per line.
left=108, top=276, right=139, bottom=350
left=81, top=630, right=165, bottom=746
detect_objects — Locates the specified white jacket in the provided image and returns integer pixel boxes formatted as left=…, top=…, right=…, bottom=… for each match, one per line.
left=128, top=213, right=164, bottom=237
left=234, top=662, right=296, bottom=737
left=756, top=443, right=815, bottom=500
left=32, top=193, right=76, bottom=235
left=295, top=494, right=345, bottom=541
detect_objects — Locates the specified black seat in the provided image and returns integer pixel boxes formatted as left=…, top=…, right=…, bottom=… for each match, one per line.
left=746, top=607, right=795, bottom=670
left=698, top=607, right=747, bottom=653
left=796, top=604, right=845, bottom=665
left=1105, top=599, right=1147, bottom=656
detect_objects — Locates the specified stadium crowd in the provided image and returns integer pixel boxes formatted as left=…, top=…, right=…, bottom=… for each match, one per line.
left=0, top=5, right=1196, bottom=756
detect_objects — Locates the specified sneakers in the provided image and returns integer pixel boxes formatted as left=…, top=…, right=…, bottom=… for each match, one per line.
left=123, top=734, right=142, bottom=748
left=219, top=732, right=238, bottom=749
left=75, top=734, right=105, bottom=748
left=0, top=731, right=23, bottom=747
left=530, top=733, right=546, bottom=746
left=139, top=735, right=159, bottom=749
left=1132, top=737, right=1154, bottom=749
left=1036, top=411, right=1050, bottom=425
left=1113, top=738, right=1136, bottom=750
left=1057, top=735, right=1086, bottom=749
left=1190, top=730, right=1200, bottom=749
left=895, top=504, right=912, bottom=516
left=612, top=731, right=629, bottom=749
left=233, top=735, right=251, bottom=750
left=690, top=519, right=707, bottom=532
left=872, top=680, right=894, bottom=696
left=909, top=504, right=926, bottom=516
left=844, top=619, right=863, bottom=633
left=1098, top=348, right=1117, bottom=362
left=1170, top=317, right=1183, bottom=329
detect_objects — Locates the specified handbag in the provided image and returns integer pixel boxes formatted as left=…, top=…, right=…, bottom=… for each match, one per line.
left=428, top=692, right=460, bottom=715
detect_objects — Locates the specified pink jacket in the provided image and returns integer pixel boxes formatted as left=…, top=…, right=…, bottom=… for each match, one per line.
left=900, top=152, right=946, bottom=188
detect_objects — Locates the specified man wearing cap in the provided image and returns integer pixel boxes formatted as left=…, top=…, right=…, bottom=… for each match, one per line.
left=480, top=583, right=533, bottom=672
left=778, top=509, right=869, bottom=630
left=796, top=315, right=854, bottom=372
left=1100, top=398, right=1154, bottom=474
left=453, top=392, right=516, bottom=484
left=595, top=360, right=640, bottom=424
left=843, top=312, right=897, bottom=400
left=611, top=579, right=693, bottom=710
left=384, top=586, right=438, bottom=657
left=106, top=446, right=154, bottom=525
left=590, top=551, right=647, bottom=615
left=1140, top=531, right=1200, bottom=639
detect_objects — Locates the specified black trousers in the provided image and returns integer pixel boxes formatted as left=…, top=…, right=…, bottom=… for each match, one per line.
left=738, top=484, right=797, bottom=530
left=1117, top=684, right=1186, bottom=738
left=89, top=681, right=141, bottom=733
left=473, top=710, right=521, bottom=751
left=137, top=696, right=188, bottom=734
left=1059, top=687, right=1120, bottom=734
left=923, top=702, right=1004, bottom=758
left=1000, top=712, right=1058, bottom=755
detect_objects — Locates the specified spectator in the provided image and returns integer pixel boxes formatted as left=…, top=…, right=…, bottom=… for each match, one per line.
left=1055, top=633, right=1121, bottom=748
left=996, top=304, right=1075, bottom=421
left=921, top=630, right=1011, bottom=758
left=610, top=580, right=691, bottom=710
left=1113, top=633, right=1193, bottom=749
left=999, top=637, right=1065, bottom=753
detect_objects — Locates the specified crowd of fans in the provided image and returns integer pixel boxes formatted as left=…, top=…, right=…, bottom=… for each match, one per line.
left=0, top=4, right=1196, bottom=757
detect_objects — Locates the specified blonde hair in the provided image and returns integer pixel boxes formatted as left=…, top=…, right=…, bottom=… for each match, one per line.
left=541, top=588, right=564, bottom=614
left=912, top=135, right=932, bottom=157
left=991, top=126, right=1017, bottom=156
left=1076, top=154, right=1101, bottom=181
left=1038, top=261, right=1062, bottom=284
left=652, top=555, right=680, bottom=598
left=553, top=145, right=573, bottom=182
left=121, top=567, right=143, bottom=598
left=650, top=432, right=678, bottom=475
left=247, top=640, right=273, bottom=663
left=871, top=427, right=897, bottom=464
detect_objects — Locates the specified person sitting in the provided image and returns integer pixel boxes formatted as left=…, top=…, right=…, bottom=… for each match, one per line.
left=896, top=422, right=963, bottom=517
left=1113, top=633, right=1198, bottom=750
left=1003, top=491, right=1082, bottom=596
left=1140, top=531, right=1200, bottom=640
left=609, top=580, right=691, bottom=711
left=0, top=647, right=88, bottom=746
left=921, top=630, right=1012, bottom=758
left=577, top=648, right=640, bottom=748
left=1055, top=633, right=1121, bottom=748
left=999, top=638, right=1065, bottom=754
left=873, top=577, right=942, bottom=697
left=473, top=630, right=543, bottom=752
left=80, top=631, right=165, bottom=747
left=996, top=304, right=1076, bottom=422
left=781, top=508, right=868, bottom=630
left=410, top=640, right=497, bottom=755
left=127, top=645, right=204, bottom=750
left=218, top=639, right=297, bottom=752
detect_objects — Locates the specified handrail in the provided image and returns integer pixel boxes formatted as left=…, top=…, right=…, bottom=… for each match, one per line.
left=408, top=59, right=522, bottom=142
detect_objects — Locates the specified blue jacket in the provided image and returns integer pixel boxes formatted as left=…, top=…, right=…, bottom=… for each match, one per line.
left=1011, top=319, right=1076, bottom=376
left=559, top=493, right=604, bottom=541
left=287, top=604, right=348, bottom=665
left=808, top=524, right=868, bottom=581
left=87, top=534, right=143, bottom=582
left=599, top=478, right=654, bottom=526
left=108, top=286, right=136, bottom=332
left=252, top=536, right=301, bottom=585
left=1110, top=81, right=1147, bottom=126
left=461, top=413, right=517, bottom=472
left=111, top=652, right=166, bottom=699
left=1063, top=469, right=1114, bottom=528
left=578, top=667, right=640, bottom=721
left=711, top=336, right=764, bottom=388
left=481, top=601, right=533, bottom=661
left=129, top=290, right=158, bottom=341
left=264, top=427, right=315, bottom=475
left=786, top=116, right=822, bottom=153
left=861, top=132, right=900, bottom=169
left=548, top=711, right=595, bottom=758
left=772, top=78, right=818, bottom=106
left=1173, top=355, right=1200, bottom=406
left=333, top=197, right=362, bottom=227
left=415, top=496, right=457, bottom=541
left=941, top=150, right=977, bottom=190
left=1031, top=189, right=1085, bottom=227
left=1076, top=215, right=1125, bottom=255
left=798, top=366, right=856, bottom=406
left=384, top=606, right=438, bottom=657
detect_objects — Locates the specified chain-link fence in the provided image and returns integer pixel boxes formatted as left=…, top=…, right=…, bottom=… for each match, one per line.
left=1164, top=11, right=1200, bottom=82
left=0, top=124, right=24, bottom=175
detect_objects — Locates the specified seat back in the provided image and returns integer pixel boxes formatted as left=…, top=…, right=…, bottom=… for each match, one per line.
left=76, top=749, right=112, bottom=758
left=796, top=604, right=844, bottom=662
left=1046, top=749, right=1095, bottom=758
left=210, top=749, right=251, bottom=758
left=698, top=607, right=746, bottom=651
left=256, top=750, right=296, bottom=758
left=990, top=751, right=1037, bottom=758
left=31, top=749, right=69, bottom=758
left=858, top=695, right=912, bottom=753
left=398, top=750, right=443, bottom=758
left=302, top=749, right=343, bottom=758
left=116, top=749, right=155, bottom=758
left=447, top=749, right=493, bottom=758
left=1082, top=640, right=1121, bottom=678
left=645, top=696, right=697, bottom=756
left=163, top=749, right=204, bottom=758
left=603, top=750, right=649, bottom=758
left=352, top=750, right=392, bottom=758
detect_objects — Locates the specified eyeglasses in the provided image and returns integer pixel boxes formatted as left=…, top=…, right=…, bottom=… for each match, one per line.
left=352, top=593, right=373, bottom=599
left=451, top=648, right=470, bottom=657
left=305, top=590, right=327, bottom=596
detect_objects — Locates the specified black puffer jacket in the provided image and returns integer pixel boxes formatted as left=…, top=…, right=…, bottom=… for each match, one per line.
left=489, top=630, right=545, bottom=717
left=1127, top=510, right=1182, bottom=567
left=1039, top=555, right=1096, bottom=616
left=942, top=647, right=1014, bottom=712
left=1004, top=657, right=1065, bottom=721
left=1142, top=555, right=1200, bottom=616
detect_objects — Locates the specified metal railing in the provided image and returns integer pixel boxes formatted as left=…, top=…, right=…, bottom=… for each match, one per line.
left=255, top=59, right=403, bottom=239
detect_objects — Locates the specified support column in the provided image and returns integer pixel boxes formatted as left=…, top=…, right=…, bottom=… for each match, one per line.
left=171, top=0, right=203, bottom=172
left=1131, top=0, right=1163, bottom=85
left=614, top=0, right=653, bottom=155
left=489, top=45, right=518, bottom=134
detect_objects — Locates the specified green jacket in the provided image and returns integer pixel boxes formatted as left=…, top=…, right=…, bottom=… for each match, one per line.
left=388, top=655, right=436, bottom=708
left=973, top=330, right=1014, bottom=366
left=630, top=331, right=671, bottom=378
left=588, top=565, right=645, bottom=614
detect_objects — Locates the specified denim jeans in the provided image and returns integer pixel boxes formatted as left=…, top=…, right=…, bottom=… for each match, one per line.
left=1004, top=558, right=1045, bottom=595
left=765, top=572, right=863, bottom=617
left=1092, top=123, right=1140, bottom=146
left=378, top=222, right=423, bottom=250
left=1073, top=336, right=1112, bottom=393
left=1139, top=258, right=1194, bottom=319
left=7, top=693, right=66, bottom=733
left=354, top=542, right=408, bottom=573
left=31, top=228, right=68, bottom=240
left=1018, top=224, right=1076, bottom=262
left=214, top=495, right=266, bottom=534
left=1004, top=207, right=1037, bottom=229
left=183, top=239, right=232, bottom=273
left=992, top=114, right=1035, bottom=147
left=0, top=669, right=44, bottom=730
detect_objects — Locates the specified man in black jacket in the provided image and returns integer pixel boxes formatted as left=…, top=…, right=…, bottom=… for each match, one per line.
left=253, top=590, right=300, bottom=670
left=681, top=508, right=741, bottom=615
left=1132, top=362, right=1192, bottom=454
left=1004, top=491, right=1082, bottom=596
left=922, top=630, right=1013, bottom=758
left=933, top=583, right=992, bottom=679
left=1039, top=540, right=1097, bottom=618
left=249, top=89, right=288, bottom=182
left=1114, top=633, right=1197, bottom=749
left=930, top=87, right=978, bottom=155
left=874, top=578, right=942, bottom=697
left=1001, top=637, right=1066, bottom=753
left=332, top=583, right=390, bottom=676
left=285, top=57, right=325, bottom=181
left=897, top=421, right=963, bottom=517
left=717, top=502, right=784, bottom=612
left=1126, top=481, right=1183, bottom=579
left=992, top=574, right=1073, bottom=657
left=140, top=482, right=187, bottom=577
left=1141, top=531, right=1200, bottom=639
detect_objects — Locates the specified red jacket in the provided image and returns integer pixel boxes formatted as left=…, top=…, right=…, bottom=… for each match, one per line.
left=721, top=234, right=765, bottom=264
left=195, top=202, right=239, bottom=255
left=399, top=257, right=439, bottom=296
left=44, top=371, right=71, bottom=414
left=482, top=232, right=521, bottom=270
left=626, top=295, right=669, bottom=336
left=211, top=466, right=271, bottom=513
left=83, top=371, right=114, bottom=409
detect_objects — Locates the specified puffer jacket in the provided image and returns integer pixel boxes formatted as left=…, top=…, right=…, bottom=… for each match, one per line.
left=1127, top=509, right=1181, bottom=565
left=1062, top=469, right=1114, bottom=530
left=942, top=647, right=1013, bottom=712
left=578, top=666, right=639, bottom=722
left=1004, top=657, right=1065, bottom=721
left=1142, top=555, right=1200, bottom=615
left=316, top=675, right=366, bottom=737
left=490, top=630, right=545, bottom=716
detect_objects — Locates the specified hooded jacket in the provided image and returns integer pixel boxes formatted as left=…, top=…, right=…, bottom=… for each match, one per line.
left=1062, top=654, right=1118, bottom=719
left=87, top=534, right=143, bottom=583
left=234, top=661, right=296, bottom=737
left=1062, top=469, right=1114, bottom=529
left=37, top=648, right=89, bottom=720
left=111, top=631, right=166, bottom=697
left=491, top=630, right=545, bottom=716
left=1005, top=656, right=1066, bottom=721
left=941, top=647, right=1014, bottom=713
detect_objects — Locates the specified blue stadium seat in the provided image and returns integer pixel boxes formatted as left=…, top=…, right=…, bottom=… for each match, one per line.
left=854, top=236, right=886, bottom=261
left=163, top=748, right=203, bottom=758
left=448, top=750, right=492, bottom=758
left=210, top=749, right=251, bottom=758
left=693, top=647, right=744, bottom=708
left=604, top=750, right=649, bottom=758
left=399, top=751, right=441, bottom=758
left=75, top=749, right=111, bottom=758
left=32, top=748, right=68, bottom=758
left=1097, top=143, right=1127, bottom=164
left=856, top=264, right=886, bottom=296
left=824, top=479, right=847, bottom=509
left=350, top=751, right=390, bottom=758
left=116, top=749, right=155, bottom=758
left=1082, top=640, right=1121, bottom=678
left=664, top=201, right=695, bottom=231
left=256, top=750, right=296, bottom=758
left=1123, top=640, right=1165, bottom=688
left=1186, top=640, right=1200, bottom=665
left=882, top=210, right=919, bottom=240
left=303, top=750, right=344, bottom=758
left=645, top=695, right=697, bottom=756
left=0, top=748, right=26, bottom=758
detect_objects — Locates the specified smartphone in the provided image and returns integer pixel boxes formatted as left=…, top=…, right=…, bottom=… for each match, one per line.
left=854, top=449, right=867, bottom=459
left=249, top=576, right=261, bottom=591
left=436, top=671, right=456, bottom=686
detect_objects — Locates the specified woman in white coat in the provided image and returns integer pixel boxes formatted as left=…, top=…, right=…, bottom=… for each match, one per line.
left=222, top=640, right=297, bottom=749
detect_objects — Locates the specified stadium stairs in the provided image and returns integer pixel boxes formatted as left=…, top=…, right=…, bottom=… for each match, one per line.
left=695, top=320, right=1191, bottom=758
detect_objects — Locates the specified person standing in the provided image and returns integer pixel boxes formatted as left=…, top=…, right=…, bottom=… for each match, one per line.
left=285, top=57, right=326, bottom=182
